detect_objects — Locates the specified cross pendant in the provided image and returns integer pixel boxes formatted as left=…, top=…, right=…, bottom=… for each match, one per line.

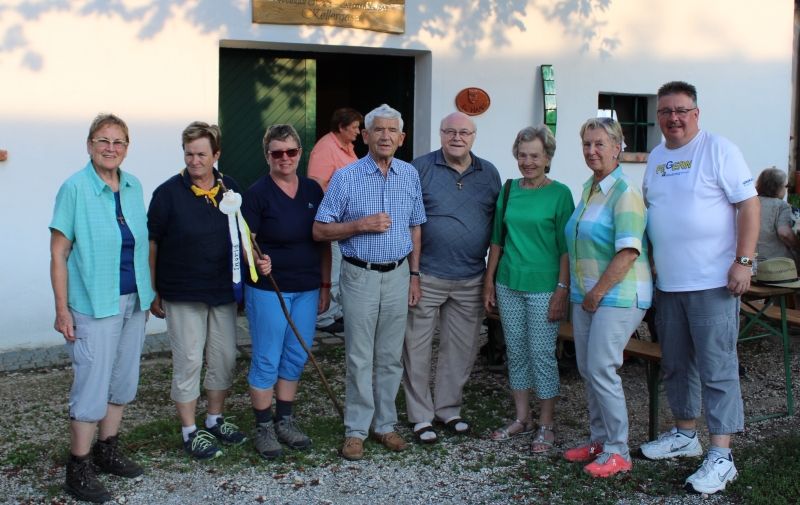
left=456, top=182, right=463, bottom=190
left=117, top=216, right=126, bottom=226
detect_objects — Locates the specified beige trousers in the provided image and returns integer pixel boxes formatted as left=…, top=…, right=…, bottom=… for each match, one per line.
left=402, top=273, right=485, bottom=424
left=163, top=300, right=238, bottom=403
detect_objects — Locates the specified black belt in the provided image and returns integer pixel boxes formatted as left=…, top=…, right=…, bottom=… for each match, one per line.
left=343, top=256, right=405, bottom=272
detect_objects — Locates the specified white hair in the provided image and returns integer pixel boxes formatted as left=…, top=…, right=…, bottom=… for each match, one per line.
left=364, top=104, right=403, bottom=132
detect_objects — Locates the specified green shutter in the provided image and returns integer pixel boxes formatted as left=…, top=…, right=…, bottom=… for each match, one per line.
left=218, top=49, right=317, bottom=189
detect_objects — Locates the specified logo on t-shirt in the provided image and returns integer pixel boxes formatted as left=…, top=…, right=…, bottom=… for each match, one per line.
left=308, top=203, right=315, bottom=209
left=655, top=159, right=692, bottom=177
left=743, top=178, right=753, bottom=186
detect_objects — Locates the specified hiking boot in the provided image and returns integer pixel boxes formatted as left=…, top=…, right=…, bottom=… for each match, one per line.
left=564, top=441, right=603, bottom=462
left=583, top=452, right=633, bottom=478
left=684, top=451, right=738, bottom=494
left=183, top=430, right=223, bottom=460
left=64, top=455, right=112, bottom=503
left=206, top=416, right=247, bottom=446
left=254, top=421, right=284, bottom=460
left=274, top=415, right=312, bottom=449
left=92, top=435, right=143, bottom=477
left=640, top=427, right=703, bottom=460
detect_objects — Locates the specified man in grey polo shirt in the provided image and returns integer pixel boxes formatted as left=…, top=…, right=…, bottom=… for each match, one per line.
left=403, top=111, right=501, bottom=443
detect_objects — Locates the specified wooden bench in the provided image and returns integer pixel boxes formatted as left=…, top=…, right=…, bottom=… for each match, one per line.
left=484, top=312, right=663, bottom=440
left=740, top=302, right=800, bottom=328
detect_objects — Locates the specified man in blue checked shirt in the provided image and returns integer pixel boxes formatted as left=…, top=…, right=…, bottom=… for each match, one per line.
left=313, top=104, right=426, bottom=461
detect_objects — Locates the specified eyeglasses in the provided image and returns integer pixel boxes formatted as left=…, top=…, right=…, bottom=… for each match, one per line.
left=656, top=108, right=697, bottom=119
left=441, top=129, right=475, bottom=139
left=268, top=148, right=301, bottom=159
left=92, top=138, right=129, bottom=150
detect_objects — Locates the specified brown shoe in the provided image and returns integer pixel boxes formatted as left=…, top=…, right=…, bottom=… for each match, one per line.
left=370, top=431, right=409, bottom=452
left=341, top=437, right=364, bottom=460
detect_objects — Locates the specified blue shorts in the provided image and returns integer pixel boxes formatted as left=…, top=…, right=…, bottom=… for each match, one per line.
left=245, top=286, right=319, bottom=389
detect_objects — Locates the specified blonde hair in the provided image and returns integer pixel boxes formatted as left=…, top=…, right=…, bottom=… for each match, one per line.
left=579, top=118, right=624, bottom=146
left=182, top=121, right=221, bottom=154
left=87, top=113, right=129, bottom=143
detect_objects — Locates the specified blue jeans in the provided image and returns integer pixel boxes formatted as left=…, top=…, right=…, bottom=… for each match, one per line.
left=655, top=287, right=744, bottom=435
left=245, top=286, right=319, bottom=389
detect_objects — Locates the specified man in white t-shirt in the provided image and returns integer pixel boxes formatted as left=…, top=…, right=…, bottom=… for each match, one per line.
left=639, top=81, right=760, bottom=495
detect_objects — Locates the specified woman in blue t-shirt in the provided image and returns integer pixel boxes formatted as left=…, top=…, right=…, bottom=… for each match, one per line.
left=242, top=124, right=332, bottom=461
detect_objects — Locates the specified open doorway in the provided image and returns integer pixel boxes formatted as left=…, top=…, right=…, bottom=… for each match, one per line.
left=218, top=47, right=415, bottom=188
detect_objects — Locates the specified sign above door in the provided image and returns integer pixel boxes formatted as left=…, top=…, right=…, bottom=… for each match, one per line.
left=253, top=0, right=405, bottom=34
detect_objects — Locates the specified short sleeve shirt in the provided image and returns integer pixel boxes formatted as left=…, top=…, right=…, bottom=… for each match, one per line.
left=242, top=175, right=325, bottom=293
left=489, top=180, right=574, bottom=292
left=306, top=132, right=359, bottom=187
left=566, top=167, right=652, bottom=309
left=49, top=161, right=155, bottom=317
left=315, top=155, right=426, bottom=263
left=756, top=196, right=796, bottom=262
left=643, top=130, right=757, bottom=291
left=147, top=169, right=243, bottom=306
left=412, top=149, right=502, bottom=280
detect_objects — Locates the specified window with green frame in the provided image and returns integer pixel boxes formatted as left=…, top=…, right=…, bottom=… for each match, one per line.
left=598, top=93, right=657, bottom=153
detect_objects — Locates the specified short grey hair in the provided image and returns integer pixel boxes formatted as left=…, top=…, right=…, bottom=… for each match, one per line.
left=756, top=167, right=787, bottom=198
left=262, top=124, right=302, bottom=154
left=365, top=104, right=403, bottom=132
left=511, top=125, right=556, bottom=173
left=579, top=118, right=624, bottom=147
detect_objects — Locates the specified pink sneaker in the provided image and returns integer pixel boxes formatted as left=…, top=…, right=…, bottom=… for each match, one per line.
left=564, top=441, right=603, bottom=462
left=583, top=453, right=632, bottom=478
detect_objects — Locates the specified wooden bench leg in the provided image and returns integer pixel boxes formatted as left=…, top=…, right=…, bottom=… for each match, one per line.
left=647, top=361, right=661, bottom=441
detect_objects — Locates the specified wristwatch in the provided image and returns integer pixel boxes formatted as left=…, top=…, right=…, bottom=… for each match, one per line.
left=409, top=271, right=421, bottom=277
left=733, top=256, right=753, bottom=267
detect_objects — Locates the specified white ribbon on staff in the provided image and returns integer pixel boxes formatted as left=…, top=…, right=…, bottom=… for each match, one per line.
left=218, top=189, right=258, bottom=283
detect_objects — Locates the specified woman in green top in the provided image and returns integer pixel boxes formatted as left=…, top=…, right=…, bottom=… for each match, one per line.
left=483, top=125, right=575, bottom=452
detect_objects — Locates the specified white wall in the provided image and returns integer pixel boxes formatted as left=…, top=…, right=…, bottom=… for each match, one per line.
left=0, top=0, right=793, bottom=351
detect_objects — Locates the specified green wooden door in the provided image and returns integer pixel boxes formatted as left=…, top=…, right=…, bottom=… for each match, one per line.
left=218, top=48, right=316, bottom=189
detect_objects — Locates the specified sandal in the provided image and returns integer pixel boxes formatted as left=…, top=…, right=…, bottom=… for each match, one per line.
left=491, top=417, right=535, bottom=441
left=530, top=425, right=555, bottom=453
left=439, top=417, right=470, bottom=435
left=413, top=425, right=438, bottom=444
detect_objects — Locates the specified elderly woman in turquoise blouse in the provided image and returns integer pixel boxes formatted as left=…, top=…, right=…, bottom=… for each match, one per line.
left=562, top=118, right=652, bottom=478
left=50, top=113, right=155, bottom=503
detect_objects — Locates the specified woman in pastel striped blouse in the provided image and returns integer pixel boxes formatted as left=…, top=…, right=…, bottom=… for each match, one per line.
left=563, top=118, right=653, bottom=478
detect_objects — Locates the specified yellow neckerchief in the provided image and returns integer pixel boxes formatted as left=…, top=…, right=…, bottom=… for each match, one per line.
left=181, top=169, right=220, bottom=207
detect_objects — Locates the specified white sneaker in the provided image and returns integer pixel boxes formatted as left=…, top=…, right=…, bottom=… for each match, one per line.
left=684, top=451, right=738, bottom=494
left=640, top=427, right=703, bottom=460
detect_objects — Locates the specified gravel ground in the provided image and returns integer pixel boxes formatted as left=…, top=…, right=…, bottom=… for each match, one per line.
left=0, top=320, right=797, bottom=505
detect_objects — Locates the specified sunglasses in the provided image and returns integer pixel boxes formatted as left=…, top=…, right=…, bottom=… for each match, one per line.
left=267, top=148, right=301, bottom=159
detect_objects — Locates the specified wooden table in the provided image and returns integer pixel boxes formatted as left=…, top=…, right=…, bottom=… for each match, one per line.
left=739, top=282, right=796, bottom=422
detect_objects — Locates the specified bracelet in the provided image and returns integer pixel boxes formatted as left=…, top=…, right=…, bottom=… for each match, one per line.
left=556, top=282, right=569, bottom=290
left=409, top=271, right=421, bottom=277
left=320, top=282, right=332, bottom=289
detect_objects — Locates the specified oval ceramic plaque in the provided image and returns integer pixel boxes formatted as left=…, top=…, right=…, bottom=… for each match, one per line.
left=455, top=88, right=491, bottom=116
